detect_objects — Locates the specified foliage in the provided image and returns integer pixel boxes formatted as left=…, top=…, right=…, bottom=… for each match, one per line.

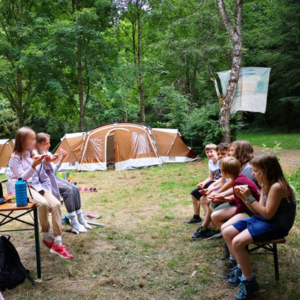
left=262, top=142, right=282, bottom=158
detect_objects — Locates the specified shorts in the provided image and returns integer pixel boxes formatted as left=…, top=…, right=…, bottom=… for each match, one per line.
left=211, top=202, right=236, bottom=211
left=190, top=181, right=214, bottom=200
left=232, top=215, right=289, bottom=243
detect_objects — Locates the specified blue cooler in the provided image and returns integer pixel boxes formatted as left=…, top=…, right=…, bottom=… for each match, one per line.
left=15, top=178, right=28, bottom=207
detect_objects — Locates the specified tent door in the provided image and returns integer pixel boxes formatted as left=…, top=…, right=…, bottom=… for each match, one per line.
left=106, top=133, right=115, bottom=169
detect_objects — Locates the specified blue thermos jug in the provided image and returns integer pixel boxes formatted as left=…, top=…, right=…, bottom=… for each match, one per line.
left=15, top=178, right=28, bottom=207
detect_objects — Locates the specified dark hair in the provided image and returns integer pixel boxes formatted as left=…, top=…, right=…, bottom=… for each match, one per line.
left=217, top=143, right=229, bottom=152
left=230, top=140, right=254, bottom=166
left=251, top=154, right=295, bottom=202
left=36, top=133, right=50, bottom=144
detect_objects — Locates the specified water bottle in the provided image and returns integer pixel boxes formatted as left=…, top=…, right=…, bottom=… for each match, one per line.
left=5, top=164, right=15, bottom=201
left=15, top=178, right=28, bottom=207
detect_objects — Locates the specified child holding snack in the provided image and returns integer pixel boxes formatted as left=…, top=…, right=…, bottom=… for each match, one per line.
left=35, top=133, right=91, bottom=233
left=185, top=144, right=220, bottom=224
left=222, top=154, right=296, bottom=300
left=10, top=127, right=73, bottom=259
left=191, top=143, right=229, bottom=239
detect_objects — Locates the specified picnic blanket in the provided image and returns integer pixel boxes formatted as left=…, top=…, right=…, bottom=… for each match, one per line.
left=217, top=67, right=271, bottom=114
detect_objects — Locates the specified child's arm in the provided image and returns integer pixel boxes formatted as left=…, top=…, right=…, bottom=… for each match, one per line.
left=10, top=155, right=43, bottom=181
left=238, top=184, right=284, bottom=219
left=199, top=171, right=214, bottom=187
left=216, top=178, right=234, bottom=194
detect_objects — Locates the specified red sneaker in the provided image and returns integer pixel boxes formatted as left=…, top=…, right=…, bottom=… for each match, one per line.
left=43, top=239, right=54, bottom=249
left=50, top=244, right=74, bottom=259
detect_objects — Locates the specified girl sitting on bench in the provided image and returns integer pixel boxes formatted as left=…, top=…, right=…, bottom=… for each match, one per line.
left=222, top=153, right=296, bottom=300
left=10, top=127, right=73, bottom=259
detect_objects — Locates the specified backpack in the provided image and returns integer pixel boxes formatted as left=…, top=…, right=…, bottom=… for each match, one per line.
left=0, top=236, right=34, bottom=291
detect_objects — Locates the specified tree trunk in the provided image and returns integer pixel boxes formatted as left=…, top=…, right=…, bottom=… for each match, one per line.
left=137, top=3, right=145, bottom=123
left=77, top=37, right=85, bottom=132
left=17, top=69, right=24, bottom=127
left=216, top=0, right=243, bottom=143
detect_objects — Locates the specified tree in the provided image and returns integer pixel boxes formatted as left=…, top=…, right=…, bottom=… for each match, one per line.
left=216, top=0, right=243, bottom=142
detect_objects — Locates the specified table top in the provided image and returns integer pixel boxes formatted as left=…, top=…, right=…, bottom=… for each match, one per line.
left=0, top=202, right=36, bottom=212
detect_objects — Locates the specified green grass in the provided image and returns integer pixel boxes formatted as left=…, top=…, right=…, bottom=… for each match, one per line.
left=1, top=162, right=300, bottom=300
left=237, top=133, right=300, bottom=150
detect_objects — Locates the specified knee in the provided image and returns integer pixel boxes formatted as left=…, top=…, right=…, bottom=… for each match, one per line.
left=52, top=200, right=62, bottom=211
left=232, top=236, right=244, bottom=251
left=211, top=211, right=218, bottom=222
left=200, top=196, right=207, bottom=205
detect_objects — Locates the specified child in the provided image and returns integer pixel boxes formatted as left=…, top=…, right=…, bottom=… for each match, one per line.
left=222, top=154, right=296, bottom=300
left=9, top=127, right=73, bottom=259
left=191, top=143, right=229, bottom=239
left=35, top=133, right=91, bottom=232
left=185, top=144, right=220, bottom=224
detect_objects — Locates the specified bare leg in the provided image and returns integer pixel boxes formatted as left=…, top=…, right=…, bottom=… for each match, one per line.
left=202, top=205, right=216, bottom=229
left=211, top=206, right=236, bottom=229
left=191, top=195, right=200, bottom=216
left=200, top=196, right=209, bottom=215
left=232, top=230, right=253, bottom=277
left=222, top=225, right=240, bottom=260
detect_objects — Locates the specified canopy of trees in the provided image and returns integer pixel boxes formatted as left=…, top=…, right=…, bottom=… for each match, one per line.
left=0, top=0, right=299, bottom=150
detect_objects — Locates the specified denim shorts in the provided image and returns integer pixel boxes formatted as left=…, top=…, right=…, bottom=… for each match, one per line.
left=232, top=215, right=289, bottom=242
left=190, top=181, right=214, bottom=200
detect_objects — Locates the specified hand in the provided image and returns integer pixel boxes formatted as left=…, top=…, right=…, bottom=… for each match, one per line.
left=44, top=155, right=51, bottom=165
left=50, top=154, right=59, bottom=162
left=236, top=186, right=252, bottom=202
left=200, top=189, right=208, bottom=195
left=60, top=148, right=67, bottom=158
left=32, top=156, right=43, bottom=168
left=197, top=182, right=204, bottom=189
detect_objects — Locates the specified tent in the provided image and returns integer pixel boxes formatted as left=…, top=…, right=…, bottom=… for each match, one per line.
left=152, top=128, right=199, bottom=163
left=79, top=123, right=162, bottom=171
left=0, top=139, right=15, bottom=174
left=53, top=132, right=85, bottom=170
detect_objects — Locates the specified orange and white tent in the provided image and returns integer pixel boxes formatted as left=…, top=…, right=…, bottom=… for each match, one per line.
left=0, top=139, right=15, bottom=174
left=54, top=132, right=85, bottom=170
left=153, top=128, right=199, bottom=163
left=78, top=123, right=162, bottom=171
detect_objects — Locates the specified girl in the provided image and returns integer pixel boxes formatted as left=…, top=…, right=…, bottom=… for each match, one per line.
left=9, top=127, right=73, bottom=259
left=222, top=154, right=296, bottom=300
left=35, top=133, right=91, bottom=233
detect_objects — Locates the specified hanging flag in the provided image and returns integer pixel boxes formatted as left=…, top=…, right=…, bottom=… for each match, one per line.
left=217, top=67, right=271, bottom=113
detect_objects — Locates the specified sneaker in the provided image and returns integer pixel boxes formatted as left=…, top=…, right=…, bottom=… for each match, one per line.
left=202, top=228, right=222, bottom=240
left=228, top=265, right=242, bottom=286
left=50, top=244, right=74, bottom=259
left=184, top=216, right=202, bottom=224
left=43, top=239, right=54, bottom=249
left=221, top=242, right=230, bottom=260
left=235, top=277, right=260, bottom=300
left=192, top=226, right=208, bottom=239
left=222, top=260, right=237, bottom=279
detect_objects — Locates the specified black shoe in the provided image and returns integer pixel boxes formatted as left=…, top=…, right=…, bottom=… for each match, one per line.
left=221, top=242, right=230, bottom=260
left=228, top=266, right=242, bottom=286
left=235, top=277, right=260, bottom=300
left=192, top=226, right=208, bottom=239
left=222, top=260, right=237, bottom=279
left=184, top=216, right=202, bottom=224
left=202, top=228, right=222, bottom=240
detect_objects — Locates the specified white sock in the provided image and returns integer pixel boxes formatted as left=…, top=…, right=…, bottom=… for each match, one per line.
left=54, top=235, right=62, bottom=246
left=230, top=254, right=236, bottom=261
left=69, top=211, right=87, bottom=233
left=43, top=231, right=52, bottom=242
left=76, top=209, right=92, bottom=229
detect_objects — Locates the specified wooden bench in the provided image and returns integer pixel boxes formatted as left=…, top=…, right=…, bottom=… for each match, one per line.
left=248, top=238, right=286, bottom=281
left=0, top=202, right=41, bottom=279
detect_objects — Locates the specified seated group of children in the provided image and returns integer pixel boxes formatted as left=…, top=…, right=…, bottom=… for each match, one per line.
left=10, top=127, right=92, bottom=259
left=185, top=141, right=297, bottom=300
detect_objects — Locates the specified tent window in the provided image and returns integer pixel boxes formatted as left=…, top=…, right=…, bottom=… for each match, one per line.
left=86, top=136, right=103, bottom=159
left=132, top=132, right=151, bottom=155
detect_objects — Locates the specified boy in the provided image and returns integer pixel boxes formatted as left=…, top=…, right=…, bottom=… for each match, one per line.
left=191, top=143, right=229, bottom=239
left=185, top=144, right=220, bottom=224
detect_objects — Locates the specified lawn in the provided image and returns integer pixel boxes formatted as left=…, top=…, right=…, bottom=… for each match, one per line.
left=1, top=162, right=300, bottom=300
left=237, top=133, right=300, bottom=150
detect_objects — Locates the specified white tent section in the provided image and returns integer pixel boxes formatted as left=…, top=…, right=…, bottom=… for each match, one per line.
left=152, top=128, right=199, bottom=163
left=0, top=139, right=14, bottom=174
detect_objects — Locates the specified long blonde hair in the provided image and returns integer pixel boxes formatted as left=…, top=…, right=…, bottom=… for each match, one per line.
left=12, top=127, right=36, bottom=159
left=251, top=154, right=295, bottom=202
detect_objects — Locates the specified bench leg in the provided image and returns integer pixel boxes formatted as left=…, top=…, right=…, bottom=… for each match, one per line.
left=34, top=208, right=42, bottom=279
left=273, top=243, right=279, bottom=281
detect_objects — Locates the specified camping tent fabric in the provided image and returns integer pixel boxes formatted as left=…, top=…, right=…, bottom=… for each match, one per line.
left=0, top=139, right=15, bottom=174
left=152, top=129, right=199, bottom=163
left=79, top=123, right=162, bottom=171
left=54, top=132, right=85, bottom=170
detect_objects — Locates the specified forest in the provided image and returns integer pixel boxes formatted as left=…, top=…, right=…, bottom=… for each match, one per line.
left=0, top=0, right=299, bottom=151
